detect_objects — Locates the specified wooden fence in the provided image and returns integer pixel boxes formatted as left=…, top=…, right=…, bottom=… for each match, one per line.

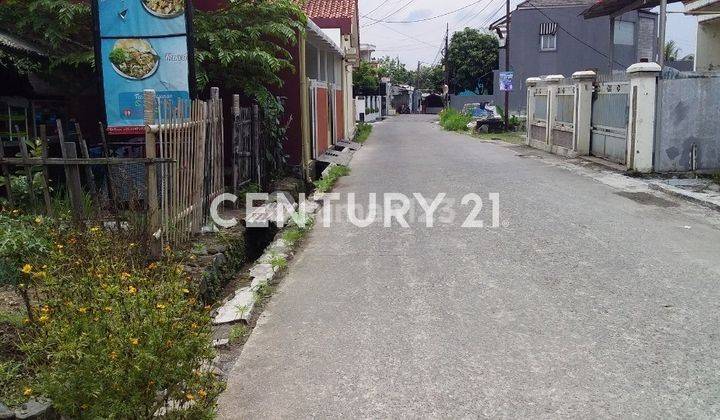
left=145, top=88, right=224, bottom=254
left=230, top=95, right=270, bottom=192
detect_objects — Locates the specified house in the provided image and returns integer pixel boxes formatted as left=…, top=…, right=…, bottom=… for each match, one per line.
left=684, top=0, right=720, bottom=70
left=488, top=0, right=658, bottom=113
left=360, top=43, right=377, bottom=62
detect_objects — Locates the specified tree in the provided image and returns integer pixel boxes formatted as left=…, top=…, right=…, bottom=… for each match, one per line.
left=376, top=56, right=414, bottom=85
left=353, top=60, right=380, bottom=91
left=663, top=40, right=680, bottom=62
left=415, top=64, right=444, bottom=93
left=446, top=28, right=499, bottom=95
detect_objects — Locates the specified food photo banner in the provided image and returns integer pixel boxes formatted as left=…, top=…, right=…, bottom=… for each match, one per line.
left=94, top=0, right=194, bottom=135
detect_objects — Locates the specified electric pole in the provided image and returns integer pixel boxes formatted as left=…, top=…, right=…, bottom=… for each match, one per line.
left=444, top=23, right=450, bottom=89
left=658, top=0, right=668, bottom=66
left=504, top=0, right=510, bottom=130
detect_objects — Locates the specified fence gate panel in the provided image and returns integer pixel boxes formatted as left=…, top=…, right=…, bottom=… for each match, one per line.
left=552, top=84, right=576, bottom=149
left=591, top=82, right=629, bottom=164
left=529, top=86, right=549, bottom=144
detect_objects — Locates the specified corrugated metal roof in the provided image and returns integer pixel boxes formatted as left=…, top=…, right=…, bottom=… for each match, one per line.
left=0, top=30, right=46, bottom=56
left=518, top=0, right=597, bottom=8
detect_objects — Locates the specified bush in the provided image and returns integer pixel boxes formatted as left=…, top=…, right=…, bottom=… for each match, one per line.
left=439, top=108, right=473, bottom=131
left=314, top=165, right=351, bottom=193
left=354, top=122, right=372, bottom=144
left=18, top=226, right=222, bottom=418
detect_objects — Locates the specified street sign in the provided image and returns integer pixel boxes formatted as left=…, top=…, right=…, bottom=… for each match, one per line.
left=94, top=0, right=194, bottom=135
left=500, top=71, right=514, bottom=92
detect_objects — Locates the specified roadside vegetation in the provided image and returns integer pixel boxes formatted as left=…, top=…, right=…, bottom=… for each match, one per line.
left=472, top=131, right=526, bottom=145
left=439, top=108, right=473, bottom=132
left=354, top=123, right=373, bottom=143
left=314, top=166, right=351, bottom=193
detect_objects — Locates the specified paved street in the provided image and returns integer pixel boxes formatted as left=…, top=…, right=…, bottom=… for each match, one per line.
left=219, top=115, right=720, bottom=418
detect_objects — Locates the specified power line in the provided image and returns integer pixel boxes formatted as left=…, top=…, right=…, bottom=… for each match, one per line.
left=454, top=0, right=498, bottom=29
left=375, top=22, right=441, bottom=48
left=362, top=0, right=417, bottom=28
left=362, top=0, right=393, bottom=18
left=479, top=2, right=506, bottom=28
left=365, top=0, right=487, bottom=24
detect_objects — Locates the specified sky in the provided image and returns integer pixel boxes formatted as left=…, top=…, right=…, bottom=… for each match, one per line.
left=358, top=0, right=699, bottom=68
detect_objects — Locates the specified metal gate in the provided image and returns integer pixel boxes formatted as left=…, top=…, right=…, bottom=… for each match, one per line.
left=591, top=82, right=630, bottom=164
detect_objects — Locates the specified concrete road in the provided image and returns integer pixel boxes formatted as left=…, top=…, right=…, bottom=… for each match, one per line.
left=218, top=115, right=720, bottom=418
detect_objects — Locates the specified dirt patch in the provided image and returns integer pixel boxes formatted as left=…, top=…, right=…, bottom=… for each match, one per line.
left=615, top=191, right=680, bottom=208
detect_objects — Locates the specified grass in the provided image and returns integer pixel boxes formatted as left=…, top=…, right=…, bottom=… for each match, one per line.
left=713, top=171, right=720, bottom=185
left=354, top=122, right=372, bottom=143
left=439, top=108, right=473, bottom=132
left=314, top=165, right=351, bottom=193
left=228, top=324, right=249, bottom=344
left=472, top=131, right=526, bottom=145
left=270, top=255, right=288, bottom=271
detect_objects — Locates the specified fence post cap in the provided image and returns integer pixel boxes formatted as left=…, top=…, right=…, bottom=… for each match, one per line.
left=545, top=74, right=565, bottom=83
left=572, top=70, right=596, bottom=80
left=627, top=62, right=661, bottom=75
left=526, top=77, right=542, bottom=85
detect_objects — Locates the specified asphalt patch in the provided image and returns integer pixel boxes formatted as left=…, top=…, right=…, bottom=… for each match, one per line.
left=615, top=191, right=680, bottom=208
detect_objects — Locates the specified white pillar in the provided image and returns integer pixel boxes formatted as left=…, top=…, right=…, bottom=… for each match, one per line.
left=545, top=75, right=564, bottom=147
left=571, top=70, right=596, bottom=155
left=526, top=77, right=541, bottom=146
left=626, top=63, right=660, bottom=173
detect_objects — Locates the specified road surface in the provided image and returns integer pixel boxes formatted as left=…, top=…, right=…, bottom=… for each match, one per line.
left=218, top=115, right=720, bottom=418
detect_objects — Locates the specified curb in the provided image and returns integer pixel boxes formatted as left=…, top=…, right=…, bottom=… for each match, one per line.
left=649, top=182, right=720, bottom=212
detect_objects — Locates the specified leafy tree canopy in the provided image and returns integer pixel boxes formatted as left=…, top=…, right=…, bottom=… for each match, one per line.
left=353, top=60, right=379, bottom=91
left=447, top=28, right=498, bottom=95
left=376, top=56, right=414, bottom=85
left=415, top=64, right=444, bottom=93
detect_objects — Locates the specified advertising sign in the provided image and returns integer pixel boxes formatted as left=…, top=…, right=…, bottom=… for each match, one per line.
left=95, top=0, right=193, bottom=135
left=499, top=71, right=514, bottom=92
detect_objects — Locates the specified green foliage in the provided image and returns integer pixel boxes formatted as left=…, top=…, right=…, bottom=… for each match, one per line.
left=376, top=56, right=413, bottom=85
left=228, top=324, right=249, bottom=344
left=199, top=232, right=246, bottom=303
left=20, top=226, right=222, bottom=418
left=354, top=122, right=372, bottom=144
left=0, top=212, right=53, bottom=290
left=439, top=108, right=473, bottom=132
left=313, top=165, right=351, bottom=193
left=447, top=28, right=499, bottom=94
left=416, top=64, right=445, bottom=93
left=712, top=171, right=720, bottom=185
left=353, top=60, right=380, bottom=91
left=270, top=255, right=287, bottom=271
left=664, top=40, right=680, bottom=62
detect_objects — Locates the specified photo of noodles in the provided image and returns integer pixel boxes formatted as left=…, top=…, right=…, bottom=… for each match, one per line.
left=141, top=0, right=185, bottom=18
left=109, top=39, right=159, bottom=80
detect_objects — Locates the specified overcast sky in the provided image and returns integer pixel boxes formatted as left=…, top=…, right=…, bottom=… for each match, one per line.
left=358, top=0, right=698, bottom=68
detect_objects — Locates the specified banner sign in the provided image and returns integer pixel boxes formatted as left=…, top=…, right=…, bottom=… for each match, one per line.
left=499, top=71, right=514, bottom=92
left=95, top=0, right=193, bottom=135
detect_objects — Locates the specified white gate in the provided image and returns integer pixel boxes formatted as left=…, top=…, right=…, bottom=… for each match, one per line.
left=591, top=82, right=630, bottom=164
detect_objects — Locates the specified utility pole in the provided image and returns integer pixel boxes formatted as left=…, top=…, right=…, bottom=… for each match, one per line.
left=444, top=23, right=450, bottom=88
left=504, top=0, right=510, bottom=130
left=658, top=0, right=668, bottom=67
left=416, top=60, right=421, bottom=89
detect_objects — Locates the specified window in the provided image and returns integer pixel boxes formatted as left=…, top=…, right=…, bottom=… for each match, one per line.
left=306, top=43, right=319, bottom=80
left=540, top=34, right=556, bottom=51
left=614, top=21, right=635, bottom=46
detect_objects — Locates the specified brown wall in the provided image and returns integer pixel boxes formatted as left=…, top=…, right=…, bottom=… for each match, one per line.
left=316, top=87, right=329, bottom=156
left=335, top=89, right=344, bottom=141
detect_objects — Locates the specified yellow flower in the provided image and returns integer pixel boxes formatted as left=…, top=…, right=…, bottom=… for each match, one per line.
left=128, top=285, right=137, bottom=294
left=129, top=243, right=137, bottom=248
left=121, top=272, right=131, bottom=280
left=156, top=303, right=166, bottom=309
left=78, top=307, right=88, bottom=314
left=198, top=389, right=207, bottom=398
left=41, top=305, right=50, bottom=313
left=109, top=351, right=117, bottom=360
left=185, top=393, right=195, bottom=401
left=191, top=323, right=198, bottom=330
left=104, top=306, right=113, bottom=312
left=21, top=264, right=32, bottom=274
left=23, top=388, right=32, bottom=396
left=34, top=216, right=43, bottom=224
left=164, top=245, right=172, bottom=252
left=90, top=226, right=100, bottom=233
left=148, top=262, right=158, bottom=270
left=182, top=288, right=190, bottom=294
left=130, top=338, right=139, bottom=346
left=38, top=315, right=49, bottom=323
left=56, top=244, right=64, bottom=250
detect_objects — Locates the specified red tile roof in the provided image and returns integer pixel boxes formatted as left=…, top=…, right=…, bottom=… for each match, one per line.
left=302, top=0, right=357, bottom=20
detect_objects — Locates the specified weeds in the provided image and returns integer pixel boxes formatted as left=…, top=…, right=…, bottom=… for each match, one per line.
left=354, top=123, right=372, bottom=143
left=228, top=324, right=249, bottom=344
left=253, top=282, right=274, bottom=301
left=439, top=108, right=473, bottom=131
left=713, top=171, right=720, bottom=185
left=270, top=255, right=288, bottom=271
left=314, top=165, right=351, bottom=193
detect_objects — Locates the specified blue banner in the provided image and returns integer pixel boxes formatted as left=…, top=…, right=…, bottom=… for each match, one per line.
left=96, top=0, right=191, bottom=134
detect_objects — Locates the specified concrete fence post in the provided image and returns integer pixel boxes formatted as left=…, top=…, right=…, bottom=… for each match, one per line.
left=626, top=63, right=661, bottom=173
left=525, top=77, right=541, bottom=146
left=571, top=70, right=596, bottom=155
left=545, top=75, right=565, bottom=147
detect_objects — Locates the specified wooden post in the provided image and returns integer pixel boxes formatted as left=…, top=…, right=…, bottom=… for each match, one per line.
left=0, top=131, right=13, bottom=207
left=57, top=120, right=84, bottom=222
left=144, top=90, right=161, bottom=258
left=75, top=123, right=98, bottom=198
left=38, top=125, right=53, bottom=215
left=252, top=104, right=261, bottom=188
left=17, top=135, right=37, bottom=209
left=232, top=94, right=240, bottom=194
left=98, top=122, right=121, bottom=227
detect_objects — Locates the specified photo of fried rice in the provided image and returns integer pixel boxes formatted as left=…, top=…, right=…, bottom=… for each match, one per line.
left=141, top=0, right=185, bottom=18
left=108, top=39, right=159, bottom=80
